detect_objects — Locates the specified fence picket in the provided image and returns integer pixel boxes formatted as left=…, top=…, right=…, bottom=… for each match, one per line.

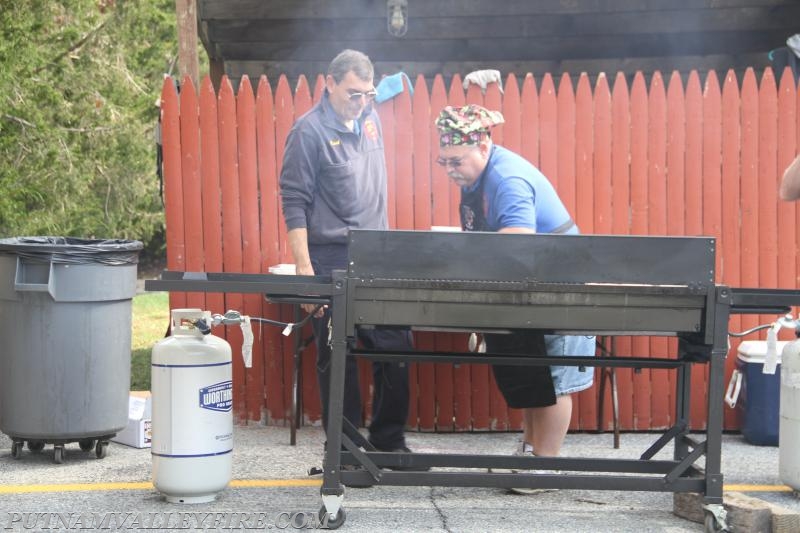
left=217, top=76, right=246, bottom=421
left=648, top=73, right=669, bottom=429
left=199, top=76, right=224, bottom=320
left=255, top=76, right=290, bottom=424
left=758, top=69, right=779, bottom=334
left=610, top=72, right=634, bottom=430
left=592, top=74, right=612, bottom=432
left=235, top=76, right=265, bottom=422
left=685, top=71, right=707, bottom=428
left=178, top=78, right=205, bottom=311
left=408, top=76, right=432, bottom=431
left=274, top=75, right=294, bottom=264
left=395, top=82, right=415, bottom=232
left=557, top=74, right=577, bottom=217
left=630, top=72, right=651, bottom=430
left=703, top=72, right=724, bottom=431
left=520, top=74, right=539, bottom=167
left=313, top=75, right=325, bottom=103
left=740, top=69, right=761, bottom=353
left=777, top=68, right=798, bottom=309
left=539, top=74, right=558, bottom=191
left=574, top=73, right=594, bottom=430
left=283, top=76, right=322, bottom=426
left=161, top=77, right=186, bottom=311
left=666, top=71, right=686, bottom=429
left=379, top=95, right=397, bottom=230
left=721, top=70, right=743, bottom=429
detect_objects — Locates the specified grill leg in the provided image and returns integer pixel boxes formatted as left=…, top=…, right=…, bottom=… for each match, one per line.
left=596, top=336, right=620, bottom=449
left=321, top=272, right=347, bottom=514
left=291, top=304, right=302, bottom=446
left=703, top=287, right=732, bottom=507
left=674, top=363, right=691, bottom=460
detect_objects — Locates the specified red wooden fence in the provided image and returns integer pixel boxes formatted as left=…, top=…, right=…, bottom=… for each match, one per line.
left=160, top=68, right=799, bottom=432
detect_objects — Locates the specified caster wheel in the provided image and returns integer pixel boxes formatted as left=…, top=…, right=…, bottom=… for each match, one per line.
left=95, top=441, right=108, bottom=459
left=78, top=439, right=96, bottom=452
left=27, top=441, right=45, bottom=452
left=53, top=445, right=64, bottom=464
left=11, top=441, right=23, bottom=459
left=318, top=506, right=346, bottom=530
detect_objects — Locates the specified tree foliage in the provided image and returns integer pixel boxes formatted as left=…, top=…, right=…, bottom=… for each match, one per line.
left=0, top=0, right=178, bottom=249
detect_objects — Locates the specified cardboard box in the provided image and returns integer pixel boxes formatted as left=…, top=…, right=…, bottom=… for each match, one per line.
left=111, top=391, right=152, bottom=448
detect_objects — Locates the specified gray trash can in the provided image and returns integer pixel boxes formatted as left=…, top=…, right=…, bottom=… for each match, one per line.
left=0, top=236, right=142, bottom=463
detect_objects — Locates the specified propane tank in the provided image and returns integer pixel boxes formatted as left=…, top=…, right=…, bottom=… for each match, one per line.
left=151, top=309, right=233, bottom=503
left=779, top=327, right=800, bottom=490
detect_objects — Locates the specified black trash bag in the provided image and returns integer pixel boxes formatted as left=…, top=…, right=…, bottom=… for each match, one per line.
left=0, top=237, right=143, bottom=266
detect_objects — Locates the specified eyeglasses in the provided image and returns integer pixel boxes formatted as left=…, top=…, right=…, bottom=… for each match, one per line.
left=436, top=156, right=466, bottom=168
left=347, top=90, right=377, bottom=102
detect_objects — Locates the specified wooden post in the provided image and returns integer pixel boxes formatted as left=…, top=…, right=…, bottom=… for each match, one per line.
left=175, top=0, right=199, bottom=89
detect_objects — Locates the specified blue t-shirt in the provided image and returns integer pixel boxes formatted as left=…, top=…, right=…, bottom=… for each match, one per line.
left=464, top=145, right=574, bottom=233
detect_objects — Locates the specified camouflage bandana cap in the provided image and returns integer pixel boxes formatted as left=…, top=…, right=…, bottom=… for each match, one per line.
left=435, top=104, right=505, bottom=147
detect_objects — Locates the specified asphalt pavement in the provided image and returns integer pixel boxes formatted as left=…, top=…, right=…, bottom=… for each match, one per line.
left=1, top=424, right=799, bottom=532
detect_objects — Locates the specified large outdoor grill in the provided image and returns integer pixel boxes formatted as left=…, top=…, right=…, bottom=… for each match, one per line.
left=147, top=230, right=800, bottom=532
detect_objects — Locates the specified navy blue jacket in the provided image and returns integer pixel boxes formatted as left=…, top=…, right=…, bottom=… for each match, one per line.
left=280, top=92, right=388, bottom=245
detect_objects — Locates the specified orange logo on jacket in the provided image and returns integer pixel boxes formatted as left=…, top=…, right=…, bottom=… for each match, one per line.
left=364, top=119, right=378, bottom=141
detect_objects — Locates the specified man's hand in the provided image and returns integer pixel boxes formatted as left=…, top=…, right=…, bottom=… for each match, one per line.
left=286, top=228, right=326, bottom=317
left=295, top=262, right=326, bottom=317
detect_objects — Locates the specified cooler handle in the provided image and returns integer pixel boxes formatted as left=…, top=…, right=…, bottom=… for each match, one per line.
left=724, top=369, right=742, bottom=408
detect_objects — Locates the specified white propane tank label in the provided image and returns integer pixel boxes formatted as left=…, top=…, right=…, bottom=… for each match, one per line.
left=156, top=365, right=233, bottom=456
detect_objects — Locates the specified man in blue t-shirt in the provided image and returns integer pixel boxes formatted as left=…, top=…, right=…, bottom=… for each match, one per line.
left=435, top=104, right=595, bottom=494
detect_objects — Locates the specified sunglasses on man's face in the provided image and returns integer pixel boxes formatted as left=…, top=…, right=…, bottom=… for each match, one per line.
left=436, top=156, right=467, bottom=168
left=347, top=89, right=377, bottom=102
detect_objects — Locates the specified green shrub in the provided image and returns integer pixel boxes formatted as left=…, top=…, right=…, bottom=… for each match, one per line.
left=0, top=0, right=177, bottom=250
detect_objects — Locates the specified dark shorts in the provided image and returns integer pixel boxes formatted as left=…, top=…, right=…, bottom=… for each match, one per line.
left=485, top=330, right=557, bottom=409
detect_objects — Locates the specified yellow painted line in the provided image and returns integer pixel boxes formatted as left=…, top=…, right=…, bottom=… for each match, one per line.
left=724, top=484, right=794, bottom=492
left=0, top=482, right=154, bottom=494
left=0, top=480, right=789, bottom=494
left=0, top=479, right=322, bottom=495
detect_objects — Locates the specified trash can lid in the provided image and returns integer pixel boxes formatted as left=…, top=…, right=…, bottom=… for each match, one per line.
left=0, top=237, right=143, bottom=265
